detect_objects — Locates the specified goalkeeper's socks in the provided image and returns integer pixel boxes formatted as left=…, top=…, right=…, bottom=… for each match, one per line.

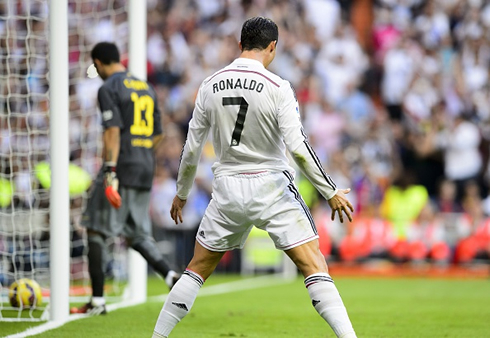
left=153, top=269, right=204, bottom=338
left=87, top=234, right=105, bottom=298
left=305, top=273, right=356, bottom=338
left=91, top=297, right=105, bottom=307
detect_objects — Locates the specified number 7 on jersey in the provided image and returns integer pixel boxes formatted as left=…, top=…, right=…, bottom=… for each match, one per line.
left=222, top=96, right=249, bottom=147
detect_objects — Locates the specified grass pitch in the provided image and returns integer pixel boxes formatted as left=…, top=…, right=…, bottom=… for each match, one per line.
left=2, top=274, right=490, bottom=337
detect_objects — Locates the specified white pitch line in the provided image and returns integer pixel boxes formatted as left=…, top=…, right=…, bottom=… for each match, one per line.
left=4, top=320, right=67, bottom=338
left=4, top=274, right=294, bottom=338
left=148, top=274, right=295, bottom=303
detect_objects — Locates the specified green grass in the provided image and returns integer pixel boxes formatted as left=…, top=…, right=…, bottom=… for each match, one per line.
left=2, top=275, right=490, bottom=337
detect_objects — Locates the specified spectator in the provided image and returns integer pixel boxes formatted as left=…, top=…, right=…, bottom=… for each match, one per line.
left=4, top=0, right=490, bottom=273
left=435, top=114, right=483, bottom=202
left=304, top=99, right=345, bottom=163
left=435, top=179, right=462, bottom=213
left=381, top=35, right=416, bottom=121
left=380, top=170, right=429, bottom=240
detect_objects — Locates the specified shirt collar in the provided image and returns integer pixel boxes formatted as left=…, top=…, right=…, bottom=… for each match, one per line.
left=232, top=58, right=265, bottom=68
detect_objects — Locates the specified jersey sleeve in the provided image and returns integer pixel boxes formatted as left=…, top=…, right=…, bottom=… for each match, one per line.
left=277, top=81, right=338, bottom=200
left=98, top=84, right=124, bottom=129
left=176, top=83, right=210, bottom=200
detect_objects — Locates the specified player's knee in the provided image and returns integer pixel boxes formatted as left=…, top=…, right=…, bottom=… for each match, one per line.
left=287, top=248, right=328, bottom=276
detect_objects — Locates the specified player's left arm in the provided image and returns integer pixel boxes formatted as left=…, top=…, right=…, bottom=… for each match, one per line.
left=277, top=82, right=353, bottom=222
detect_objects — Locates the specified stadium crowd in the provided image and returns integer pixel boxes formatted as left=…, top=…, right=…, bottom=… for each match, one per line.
left=1, top=0, right=490, bottom=275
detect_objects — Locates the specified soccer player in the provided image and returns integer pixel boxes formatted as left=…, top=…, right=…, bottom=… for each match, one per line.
left=152, top=17, right=356, bottom=338
left=71, top=42, right=179, bottom=315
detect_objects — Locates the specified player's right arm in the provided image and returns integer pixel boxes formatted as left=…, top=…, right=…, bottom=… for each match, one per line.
left=98, top=84, right=124, bottom=158
left=98, top=84, right=124, bottom=208
left=103, top=127, right=120, bottom=164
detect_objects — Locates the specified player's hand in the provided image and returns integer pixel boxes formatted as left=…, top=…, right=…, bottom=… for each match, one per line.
left=103, top=164, right=121, bottom=209
left=327, top=188, right=354, bottom=223
left=170, top=195, right=187, bottom=225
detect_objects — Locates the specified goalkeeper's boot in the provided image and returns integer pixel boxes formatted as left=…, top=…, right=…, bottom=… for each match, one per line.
left=70, top=301, right=107, bottom=315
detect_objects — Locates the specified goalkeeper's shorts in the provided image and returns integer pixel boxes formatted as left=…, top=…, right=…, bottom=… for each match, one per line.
left=196, top=170, right=319, bottom=252
left=82, top=173, right=152, bottom=240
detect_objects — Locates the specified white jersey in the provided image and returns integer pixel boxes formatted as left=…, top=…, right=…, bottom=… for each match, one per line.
left=177, top=58, right=338, bottom=201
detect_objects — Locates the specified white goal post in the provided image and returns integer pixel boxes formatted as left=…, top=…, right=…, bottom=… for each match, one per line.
left=127, top=0, right=148, bottom=304
left=49, top=0, right=70, bottom=323
left=48, top=0, right=149, bottom=322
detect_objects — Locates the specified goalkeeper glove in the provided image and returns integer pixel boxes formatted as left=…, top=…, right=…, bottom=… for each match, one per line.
left=103, top=162, right=121, bottom=209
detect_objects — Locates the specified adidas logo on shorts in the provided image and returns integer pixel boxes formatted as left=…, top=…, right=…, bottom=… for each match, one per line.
left=199, top=230, right=206, bottom=239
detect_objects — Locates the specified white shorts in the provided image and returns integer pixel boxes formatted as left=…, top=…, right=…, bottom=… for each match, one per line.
left=196, top=170, right=318, bottom=252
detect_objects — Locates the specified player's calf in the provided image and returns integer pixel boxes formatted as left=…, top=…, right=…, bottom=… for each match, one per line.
left=305, top=273, right=356, bottom=338
left=153, top=270, right=204, bottom=337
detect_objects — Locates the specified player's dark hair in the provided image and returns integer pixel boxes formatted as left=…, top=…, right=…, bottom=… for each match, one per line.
left=240, top=17, right=278, bottom=51
left=91, top=42, right=120, bottom=65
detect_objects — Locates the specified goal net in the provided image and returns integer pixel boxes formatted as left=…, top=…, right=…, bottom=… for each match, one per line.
left=0, top=0, right=130, bottom=321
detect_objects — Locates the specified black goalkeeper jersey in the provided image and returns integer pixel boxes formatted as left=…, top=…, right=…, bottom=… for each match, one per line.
left=97, top=72, right=162, bottom=190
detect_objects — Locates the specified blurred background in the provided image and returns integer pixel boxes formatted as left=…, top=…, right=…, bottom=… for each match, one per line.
left=1, top=0, right=490, bottom=283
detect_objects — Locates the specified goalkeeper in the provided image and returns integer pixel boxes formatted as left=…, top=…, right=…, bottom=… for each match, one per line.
left=71, top=42, right=179, bottom=315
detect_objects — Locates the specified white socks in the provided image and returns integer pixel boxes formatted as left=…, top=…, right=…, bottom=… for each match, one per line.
left=153, top=271, right=354, bottom=338
left=305, top=273, right=356, bottom=338
left=153, top=269, right=204, bottom=338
